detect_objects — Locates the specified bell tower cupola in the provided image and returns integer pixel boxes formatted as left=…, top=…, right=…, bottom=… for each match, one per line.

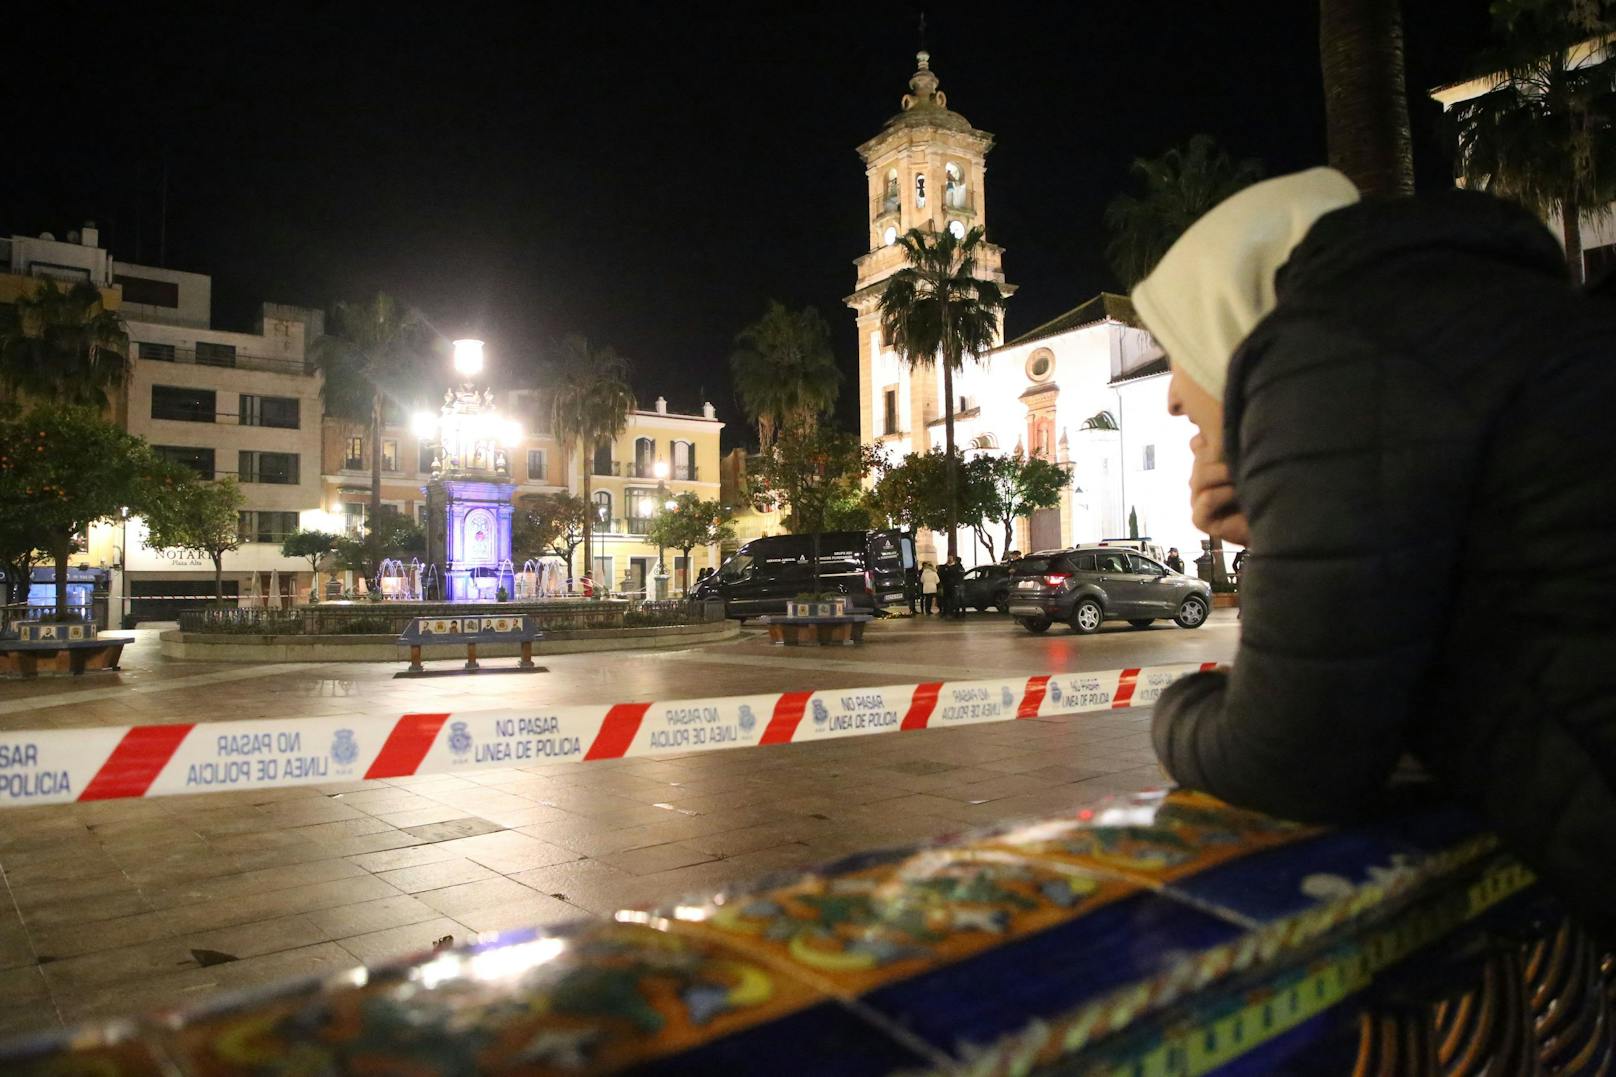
left=846, top=51, right=1013, bottom=452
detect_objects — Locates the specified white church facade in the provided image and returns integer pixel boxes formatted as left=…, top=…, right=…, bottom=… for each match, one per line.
left=849, top=53, right=1214, bottom=570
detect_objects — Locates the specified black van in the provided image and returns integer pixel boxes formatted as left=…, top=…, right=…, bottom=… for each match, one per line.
left=692, top=530, right=914, bottom=618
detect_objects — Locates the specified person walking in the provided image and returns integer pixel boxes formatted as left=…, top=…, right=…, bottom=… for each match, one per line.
left=1132, top=167, right=1616, bottom=945
left=919, top=561, right=939, bottom=615
left=1165, top=547, right=1185, bottom=574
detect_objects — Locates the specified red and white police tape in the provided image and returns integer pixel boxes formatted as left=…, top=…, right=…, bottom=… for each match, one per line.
left=0, top=662, right=1218, bottom=807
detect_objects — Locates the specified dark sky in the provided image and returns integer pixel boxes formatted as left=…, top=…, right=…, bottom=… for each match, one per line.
left=10, top=2, right=1494, bottom=443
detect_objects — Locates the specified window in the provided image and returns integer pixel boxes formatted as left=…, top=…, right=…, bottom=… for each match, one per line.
left=239, top=394, right=299, bottom=429
left=418, top=443, right=437, bottom=473
left=592, top=556, right=612, bottom=588
left=344, top=436, right=364, bottom=470
left=115, top=275, right=180, bottom=308
left=382, top=439, right=398, bottom=472
left=417, top=504, right=431, bottom=527
left=1142, top=444, right=1156, bottom=471
left=237, top=510, right=300, bottom=544
left=1070, top=553, right=1098, bottom=572
left=945, top=162, right=966, bottom=208
left=151, top=384, right=216, bottom=423
left=195, top=341, right=236, bottom=367
left=137, top=342, right=175, bottom=362
left=593, top=490, right=612, bottom=527
left=914, top=172, right=927, bottom=208
left=634, top=437, right=655, bottom=478
left=1026, top=349, right=1054, bottom=382
left=883, top=169, right=899, bottom=210
left=1131, top=555, right=1166, bottom=576
left=883, top=388, right=898, bottom=435
left=1095, top=552, right=1129, bottom=574
left=626, top=488, right=657, bottom=533
left=671, top=441, right=693, bottom=480
left=527, top=449, right=547, bottom=482
left=593, top=438, right=613, bottom=475
left=1586, top=243, right=1616, bottom=281
left=155, top=445, right=215, bottom=479
left=342, top=502, right=366, bottom=536
left=238, top=450, right=299, bottom=485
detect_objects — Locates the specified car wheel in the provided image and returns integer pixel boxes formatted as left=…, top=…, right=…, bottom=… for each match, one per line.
left=1070, top=598, right=1103, bottom=634
left=1128, top=619, right=1154, bottom=628
left=1174, top=596, right=1209, bottom=629
left=1017, top=616, right=1051, bottom=634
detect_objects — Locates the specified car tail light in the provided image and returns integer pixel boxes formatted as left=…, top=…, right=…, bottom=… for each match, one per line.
left=1042, top=573, right=1071, bottom=587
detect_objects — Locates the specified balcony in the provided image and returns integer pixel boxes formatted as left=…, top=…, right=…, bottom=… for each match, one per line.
left=135, top=343, right=314, bottom=377
left=870, top=194, right=902, bottom=220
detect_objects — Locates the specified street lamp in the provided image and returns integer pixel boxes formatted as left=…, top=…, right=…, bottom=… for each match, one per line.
left=652, top=460, right=672, bottom=599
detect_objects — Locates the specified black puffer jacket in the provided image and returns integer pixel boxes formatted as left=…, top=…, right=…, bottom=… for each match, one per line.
left=1152, top=191, right=1616, bottom=943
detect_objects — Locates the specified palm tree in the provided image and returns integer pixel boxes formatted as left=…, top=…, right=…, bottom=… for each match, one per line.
left=1319, top=0, right=1416, bottom=197
left=729, top=301, right=841, bottom=449
left=1452, top=3, right=1616, bottom=285
left=1104, top=135, right=1265, bottom=288
left=549, top=334, right=634, bottom=590
left=0, top=279, right=129, bottom=411
left=314, top=293, right=427, bottom=536
left=878, top=225, right=1006, bottom=560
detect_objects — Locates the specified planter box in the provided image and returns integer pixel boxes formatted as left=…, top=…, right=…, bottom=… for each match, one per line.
left=785, top=598, right=849, bottom=619
left=766, top=620, right=867, bottom=647
left=14, top=621, right=97, bottom=643
left=1212, top=592, right=1240, bottom=609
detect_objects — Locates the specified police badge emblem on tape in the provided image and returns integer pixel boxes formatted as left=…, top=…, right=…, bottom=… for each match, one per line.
left=0, top=663, right=1218, bottom=806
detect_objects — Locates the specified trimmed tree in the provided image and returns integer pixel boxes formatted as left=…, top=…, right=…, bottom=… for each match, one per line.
left=963, top=453, right=1068, bottom=563
left=144, top=478, right=247, bottom=603
left=869, top=448, right=959, bottom=535
left=748, top=425, right=880, bottom=597
left=281, top=530, right=340, bottom=602
left=0, top=406, right=182, bottom=619
left=645, top=493, right=735, bottom=592
left=513, top=492, right=590, bottom=583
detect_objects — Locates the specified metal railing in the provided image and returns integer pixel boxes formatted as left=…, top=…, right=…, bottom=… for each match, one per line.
left=136, top=344, right=314, bottom=378
left=1, top=603, right=93, bottom=636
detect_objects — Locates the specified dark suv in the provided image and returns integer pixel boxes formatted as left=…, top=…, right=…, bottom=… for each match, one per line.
left=1006, top=547, right=1213, bottom=634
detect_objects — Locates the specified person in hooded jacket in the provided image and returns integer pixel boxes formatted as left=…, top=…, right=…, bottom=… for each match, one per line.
left=1133, top=167, right=1616, bottom=946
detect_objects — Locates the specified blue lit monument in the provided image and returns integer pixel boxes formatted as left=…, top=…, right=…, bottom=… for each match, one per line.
left=416, top=339, right=520, bottom=602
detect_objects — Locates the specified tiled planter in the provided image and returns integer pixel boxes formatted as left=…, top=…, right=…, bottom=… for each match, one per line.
left=785, top=598, right=849, bottom=619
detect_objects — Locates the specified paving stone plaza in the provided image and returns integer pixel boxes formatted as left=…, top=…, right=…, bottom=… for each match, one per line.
left=0, top=614, right=1237, bottom=1034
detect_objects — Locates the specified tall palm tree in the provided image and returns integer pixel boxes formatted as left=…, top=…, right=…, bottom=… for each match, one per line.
left=1104, top=135, right=1265, bottom=288
left=0, top=279, right=129, bottom=411
left=730, top=301, right=841, bottom=449
left=878, top=225, right=1006, bottom=560
left=1319, top=0, right=1416, bottom=197
left=1452, top=2, right=1616, bottom=285
left=549, top=334, right=634, bottom=589
left=314, top=293, right=427, bottom=535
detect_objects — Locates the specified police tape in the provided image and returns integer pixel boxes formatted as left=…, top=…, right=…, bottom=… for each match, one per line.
left=0, top=662, right=1219, bottom=806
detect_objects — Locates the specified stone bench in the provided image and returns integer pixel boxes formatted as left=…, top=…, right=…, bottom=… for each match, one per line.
left=0, top=637, right=128, bottom=677
left=397, top=614, right=542, bottom=673
left=756, top=612, right=873, bottom=647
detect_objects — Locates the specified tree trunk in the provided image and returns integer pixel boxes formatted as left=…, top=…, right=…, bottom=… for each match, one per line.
left=1563, top=193, right=1585, bottom=285
left=213, top=552, right=225, bottom=603
left=580, top=440, right=593, bottom=593
left=942, top=362, right=958, bottom=560
left=1319, top=0, right=1415, bottom=198
left=369, top=389, right=384, bottom=574
left=52, top=532, right=71, bottom=621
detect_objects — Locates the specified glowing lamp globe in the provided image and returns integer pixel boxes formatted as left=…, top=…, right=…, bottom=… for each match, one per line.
left=499, top=420, right=523, bottom=448
left=452, top=338, right=484, bottom=378
left=653, top=460, right=670, bottom=480
left=410, top=411, right=437, bottom=439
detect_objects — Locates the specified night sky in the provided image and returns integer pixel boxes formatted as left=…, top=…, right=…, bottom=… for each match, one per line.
left=11, top=2, right=1494, bottom=442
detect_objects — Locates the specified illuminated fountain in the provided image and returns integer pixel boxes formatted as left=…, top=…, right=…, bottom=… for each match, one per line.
left=413, top=339, right=523, bottom=603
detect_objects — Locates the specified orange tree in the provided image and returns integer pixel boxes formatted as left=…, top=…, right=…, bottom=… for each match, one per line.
left=748, top=424, right=880, bottom=597
left=0, top=405, right=187, bottom=619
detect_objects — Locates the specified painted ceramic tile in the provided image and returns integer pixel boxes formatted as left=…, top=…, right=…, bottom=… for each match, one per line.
left=0, top=1025, right=163, bottom=1076
left=979, top=789, right=1315, bottom=886
left=159, top=920, right=898, bottom=1076
left=657, top=847, right=1140, bottom=1000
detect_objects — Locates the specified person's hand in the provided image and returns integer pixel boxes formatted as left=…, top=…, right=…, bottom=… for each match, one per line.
left=1189, top=434, right=1252, bottom=547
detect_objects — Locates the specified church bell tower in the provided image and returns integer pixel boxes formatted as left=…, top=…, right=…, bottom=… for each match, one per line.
left=846, top=51, right=1013, bottom=456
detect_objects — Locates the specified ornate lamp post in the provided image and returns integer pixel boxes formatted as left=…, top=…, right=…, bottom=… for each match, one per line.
left=651, top=460, right=679, bottom=600
left=412, top=339, right=523, bottom=602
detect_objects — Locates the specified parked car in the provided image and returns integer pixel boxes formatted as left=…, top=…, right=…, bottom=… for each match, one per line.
left=691, top=530, right=913, bottom=619
left=959, top=563, right=1013, bottom=612
left=1006, top=546, right=1212, bottom=634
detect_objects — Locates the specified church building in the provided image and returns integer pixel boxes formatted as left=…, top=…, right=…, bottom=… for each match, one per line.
left=848, top=53, right=1212, bottom=570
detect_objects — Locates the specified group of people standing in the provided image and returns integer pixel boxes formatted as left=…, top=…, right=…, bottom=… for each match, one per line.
left=906, top=556, right=966, bottom=617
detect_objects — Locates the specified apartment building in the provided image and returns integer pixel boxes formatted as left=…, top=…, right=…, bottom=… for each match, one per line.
left=2, top=226, right=327, bottom=618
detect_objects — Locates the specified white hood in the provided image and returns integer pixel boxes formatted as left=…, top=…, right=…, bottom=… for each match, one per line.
left=1130, top=167, right=1361, bottom=398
